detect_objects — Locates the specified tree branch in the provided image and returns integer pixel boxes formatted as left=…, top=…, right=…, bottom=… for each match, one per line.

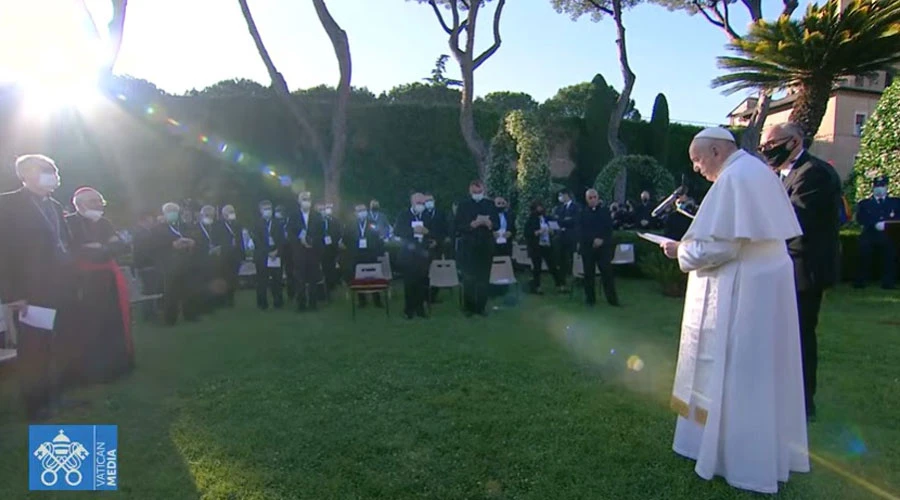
left=428, top=0, right=454, bottom=35
left=473, top=0, right=505, bottom=70
left=694, top=0, right=742, bottom=41
left=237, top=0, right=327, bottom=167
left=587, top=0, right=614, bottom=16
left=463, top=0, right=479, bottom=59
left=781, top=0, right=799, bottom=17
left=448, top=0, right=465, bottom=57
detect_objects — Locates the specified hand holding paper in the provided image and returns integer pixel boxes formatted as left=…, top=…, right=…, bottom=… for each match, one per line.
left=636, top=232, right=676, bottom=245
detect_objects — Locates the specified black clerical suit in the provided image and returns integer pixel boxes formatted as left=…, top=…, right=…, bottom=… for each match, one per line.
left=634, top=200, right=655, bottom=230
left=455, top=198, right=499, bottom=315
left=396, top=208, right=431, bottom=317
left=855, top=195, right=900, bottom=288
left=783, top=151, right=841, bottom=418
left=553, top=201, right=580, bottom=288
left=288, top=209, right=325, bottom=311
left=343, top=218, right=385, bottom=307
left=250, top=216, right=285, bottom=310
left=277, top=215, right=294, bottom=299
left=424, top=207, right=448, bottom=302
left=132, top=222, right=161, bottom=320
left=217, top=219, right=245, bottom=307
left=153, top=220, right=202, bottom=325
left=663, top=211, right=692, bottom=242
left=577, top=205, right=619, bottom=306
left=321, top=214, right=342, bottom=294
left=0, top=188, right=76, bottom=418
left=524, top=212, right=560, bottom=292
left=195, top=221, right=227, bottom=313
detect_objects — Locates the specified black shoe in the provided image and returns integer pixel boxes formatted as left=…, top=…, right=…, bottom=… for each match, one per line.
left=416, top=309, right=428, bottom=318
left=608, top=300, right=621, bottom=307
left=404, top=312, right=415, bottom=320
left=258, top=304, right=269, bottom=311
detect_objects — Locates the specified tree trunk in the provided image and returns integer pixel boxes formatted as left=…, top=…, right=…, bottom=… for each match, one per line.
left=312, top=0, right=351, bottom=205
left=458, top=60, right=488, bottom=179
left=789, top=79, right=834, bottom=147
left=610, top=0, right=635, bottom=203
left=740, top=91, right=770, bottom=153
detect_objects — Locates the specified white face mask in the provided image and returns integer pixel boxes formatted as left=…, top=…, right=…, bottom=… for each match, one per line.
left=202, top=216, right=214, bottom=225
left=471, top=193, right=484, bottom=202
left=874, top=187, right=888, bottom=198
left=324, top=208, right=333, bottom=216
left=83, top=209, right=103, bottom=221
left=425, top=201, right=435, bottom=210
left=558, top=195, right=565, bottom=203
left=413, top=203, right=425, bottom=214
left=38, top=173, right=60, bottom=190
left=261, top=209, right=273, bottom=219
left=225, top=213, right=237, bottom=221
left=357, top=210, right=368, bottom=220
left=300, top=200, right=311, bottom=211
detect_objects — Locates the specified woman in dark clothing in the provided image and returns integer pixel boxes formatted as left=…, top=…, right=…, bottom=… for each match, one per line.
left=523, top=201, right=561, bottom=294
left=66, top=187, right=133, bottom=386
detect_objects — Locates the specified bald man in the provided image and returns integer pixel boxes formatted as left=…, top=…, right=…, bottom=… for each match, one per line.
left=0, top=154, right=77, bottom=418
left=577, top=189, right=618, bottom=306
left=660, top=128, right=809, bottom=493
left=67, top=187, right=133, bottom=385
left=760, top=122, right=841, bottom=420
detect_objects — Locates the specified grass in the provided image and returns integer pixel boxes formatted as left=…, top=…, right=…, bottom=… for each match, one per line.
left=1, top=278, right=898, bottom=499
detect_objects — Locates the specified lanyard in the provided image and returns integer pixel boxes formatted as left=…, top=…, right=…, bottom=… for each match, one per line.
left=324, top=218, right=329, bottom=232
left=265, top=219, right=272, bottom=240
left=224, top=221, right=236, bottom=245
left=200, top=223, right=212, bottom=244
left=31, top=197, right=67, bottom=253
left=169, top=224, right=182, bottom=237
left=359, top=222, right=367, bottom=237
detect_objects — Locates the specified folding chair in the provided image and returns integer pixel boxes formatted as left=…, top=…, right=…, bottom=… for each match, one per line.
left=348, top=263, right=391, bottom=319
left=121, top=266, right=164, bottom=322
left=611, top=243, right=636, bottom=265
left=378, top=252, right=393, bottom=280
left=570, top=253, right=586, bottom=300
left=489, top=255, right=519, bottom=300
left=512, top=244, right=532, bottom=267
left=429, top=259, right=462, bottom=307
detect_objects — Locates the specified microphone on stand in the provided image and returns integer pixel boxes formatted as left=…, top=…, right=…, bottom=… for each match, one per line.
left=651, top=184, right=688, bottom=218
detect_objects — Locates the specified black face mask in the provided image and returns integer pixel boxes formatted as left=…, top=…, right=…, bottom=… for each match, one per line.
left=762, top=139, right=796, bottom=167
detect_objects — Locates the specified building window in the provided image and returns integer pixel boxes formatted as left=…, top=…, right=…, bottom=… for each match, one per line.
left=854, top=113, right=867, bottom=136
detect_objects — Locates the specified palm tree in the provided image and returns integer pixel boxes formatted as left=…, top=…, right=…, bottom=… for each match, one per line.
left=712, top=0, right=900, bottom=143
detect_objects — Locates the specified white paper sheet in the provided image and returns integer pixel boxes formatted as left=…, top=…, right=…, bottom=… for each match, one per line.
left=267, top=256, right=282, bottom=268
left=548, top=221, right=560, bottom=231
left=636, top=232, right=676, bottom=245
left=358, top=239, right=368, bottom=249
left=19, top=306, right=56, bottom=331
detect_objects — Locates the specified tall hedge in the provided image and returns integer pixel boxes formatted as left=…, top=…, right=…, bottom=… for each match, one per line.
left=574, top=74, right=615, bottom=190
left=854, top=78, right=900, bottom=201
left=594, top=155, right=676, bottom=204
left=650, top=94, right=670, bottom=166
left=485, top=121, right=517, bottom=202
left=506, top=110, right=552, bottom=237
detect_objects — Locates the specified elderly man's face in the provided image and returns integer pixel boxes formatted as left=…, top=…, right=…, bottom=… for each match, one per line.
left=689, top=141, right=724, bottom=182
left=585, top=190, right=600, bottom=207
left=80, top=193, right=105, bottom=212
left=22, top=161, right=60, bottom=192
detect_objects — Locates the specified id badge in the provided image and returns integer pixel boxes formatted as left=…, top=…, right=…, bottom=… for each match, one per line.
left=359, top=238, right=368, bottom=249
left=324, top=235, right=333, bottom=245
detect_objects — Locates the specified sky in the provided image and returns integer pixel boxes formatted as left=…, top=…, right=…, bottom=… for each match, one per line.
left=1, top=0, right=814, bottom=125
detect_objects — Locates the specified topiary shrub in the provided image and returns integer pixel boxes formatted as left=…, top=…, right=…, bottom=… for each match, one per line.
left=854, top=78, right=900, bottom=201
left=506, top=110, right=552, bottom=239
left=594, top=155, right=676, bottom=204
left=638, top=249, right=687, bottom=297
left=486, top=121, right=517, bottom=203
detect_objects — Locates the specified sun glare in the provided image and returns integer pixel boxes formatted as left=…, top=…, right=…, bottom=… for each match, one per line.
left=0, top=0, right=110, bottom=116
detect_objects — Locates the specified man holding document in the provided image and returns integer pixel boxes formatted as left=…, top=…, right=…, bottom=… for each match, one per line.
left=0, top=154, right=76, bottom=419
left=655, top=128, right=809, bottom=494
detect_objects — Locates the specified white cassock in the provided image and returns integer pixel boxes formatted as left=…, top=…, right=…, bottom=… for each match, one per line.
left=670, top=149, right=810, bottom=494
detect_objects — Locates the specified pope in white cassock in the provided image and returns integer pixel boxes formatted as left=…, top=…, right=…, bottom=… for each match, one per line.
left=659, top=127, right=810, bottom=494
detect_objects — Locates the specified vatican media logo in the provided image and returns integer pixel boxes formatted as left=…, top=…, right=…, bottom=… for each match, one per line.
left=28, top=425, right=118, bottom=491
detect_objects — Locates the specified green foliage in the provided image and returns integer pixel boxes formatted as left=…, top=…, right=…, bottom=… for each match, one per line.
left=649, top=94, right=670, bottom=166
left=506, top=110, right=552, bottom=238
left=638, top=248, right=687, bottom=297
left=574, top=74, right=615, bottom=191
left=485, top=122, right=517, bottom=202
left=378, top=82, right=461, bottom=106
left=477, top=91, right=538, bottom=117
left=854, top=78, right=900, bottom=200
left=423, top=54, right=463, bottom=88
left=594, top=155, right=676, bottom=203
left=187, top=78, right=269, bottom=98
left=539, top=80, right=639, bottom=122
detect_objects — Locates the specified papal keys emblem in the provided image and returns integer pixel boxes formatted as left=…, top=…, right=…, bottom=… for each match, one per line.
left=32, top=430, right=90, bottom=487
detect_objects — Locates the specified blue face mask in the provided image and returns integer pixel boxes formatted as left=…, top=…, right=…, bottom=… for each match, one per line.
left=261, top=209, right=273, bottom=219
left=874, top=187, right=888, bottom=198
left=165, top=212, right=180, bottom=224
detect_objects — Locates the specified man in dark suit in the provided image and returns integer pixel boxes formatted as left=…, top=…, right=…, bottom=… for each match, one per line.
left=455, top=181, right=500, bottom=317
left=274, top=205, right=294, bottom=300
left=218, top=205, right=245, bottom=307
left=423, top=193, right=448, bottom=303
left=553, top=188, right=580, bottom=292
left=396, top=193, right=431, bottom=319
left=318, top=202, right=342, bottom=297
left=855, top=176, right=899, bottom=289
left=343, top=203, right=386, bottom=308
left=250, top=200, right=285, bottom=310
left=634, top=190, right=656, bottom=230
left=761, top=122, right=841, bottom=420
left=577, top=189, right=619, bottom=307
left=152, top=202, right=201, bottom=325
left=288, top=192, right=324, bottom=311
left=492, top=196, right=516, bottom=257
left=0, top=154, right=77, bottom=419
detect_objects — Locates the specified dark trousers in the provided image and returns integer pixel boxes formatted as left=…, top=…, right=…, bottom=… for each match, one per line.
left=255, top=259, right=284, bottom=309
left=282, top=245, right=295, bottom=299
left=856, top=232, right=896, bottom=288
left=321, top=245, right=339, bottom=293
left=528, top=245, right=559, bottom=291
left=462, top=245, right=492, bottom=314
left=404, top=273, right=428, bottom=315
left=582, top=247, right=619, bottom=305
left=163, top=269, right=199, bottom=325
left=797, top=288, right=823, bottom=415
left=137, top=267, right=163, bottom=321
left=221, top=251, right=242, bottom=307
left=293, top=249, right=321, bottom=310
left=556, top=241, right=575, bottom=287
left=18, top=324, right=63, bottom=418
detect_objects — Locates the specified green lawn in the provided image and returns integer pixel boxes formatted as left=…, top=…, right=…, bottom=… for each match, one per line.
left=1, top=278, right=898, bottom=499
